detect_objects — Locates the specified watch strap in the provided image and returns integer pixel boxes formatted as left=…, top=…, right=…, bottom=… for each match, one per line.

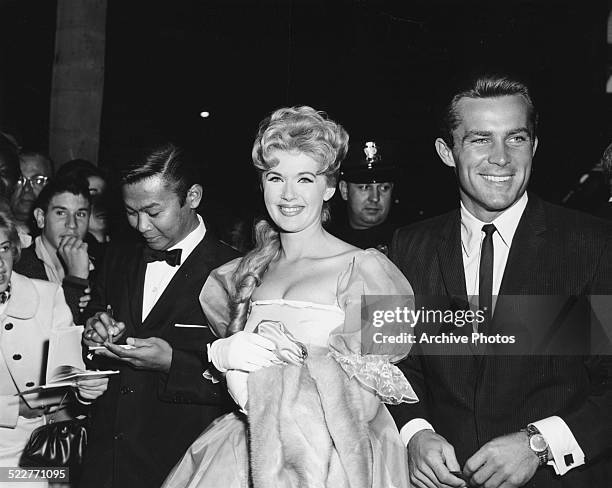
left=525, top=425, right=549, bottom=467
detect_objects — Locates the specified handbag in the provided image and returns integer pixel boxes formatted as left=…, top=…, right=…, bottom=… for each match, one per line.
left=20, top=392, right=90, bottom=467
left=253, top=320, right=308, bottom=365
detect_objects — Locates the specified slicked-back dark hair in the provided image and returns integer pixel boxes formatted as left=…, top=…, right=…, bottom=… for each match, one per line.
left=120, top=143, right=196, bottom=206
left=440, top=73, right=538, bottom=148
left=34, top=175, right=92, bottom=214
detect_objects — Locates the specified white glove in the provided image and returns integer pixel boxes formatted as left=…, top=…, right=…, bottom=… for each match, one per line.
left=209, top=331, right=278, bottom=372
left=226, top=370, right=249, bottom=413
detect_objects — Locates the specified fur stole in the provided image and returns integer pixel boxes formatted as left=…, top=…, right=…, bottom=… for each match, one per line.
left=248, top=352, right=373, bottom=488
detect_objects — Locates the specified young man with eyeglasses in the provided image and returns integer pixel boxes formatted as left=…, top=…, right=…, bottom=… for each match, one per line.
left=10, top=151, right=53, bottom=244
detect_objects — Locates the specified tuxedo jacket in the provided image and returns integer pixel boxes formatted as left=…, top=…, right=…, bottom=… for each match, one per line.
left=387, top=194, right=612, bottom=487
left=79, top=232, right=239, bottom=488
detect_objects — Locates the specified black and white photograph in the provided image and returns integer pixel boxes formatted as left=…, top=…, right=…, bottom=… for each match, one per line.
left=0, top=1, right=611, bottom=487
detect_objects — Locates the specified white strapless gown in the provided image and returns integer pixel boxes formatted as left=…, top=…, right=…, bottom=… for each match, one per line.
left=162, top=299, right=409, bottom=488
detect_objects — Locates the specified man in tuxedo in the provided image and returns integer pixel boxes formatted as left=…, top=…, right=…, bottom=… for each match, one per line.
left=389, top=74, right=612, bottom=488
left=80, top=143, right=239, bottom=488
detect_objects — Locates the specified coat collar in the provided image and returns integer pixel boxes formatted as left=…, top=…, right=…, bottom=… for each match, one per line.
left=497, top=192, right=547, bottom=296
left=436, top=209, right=469, bottom=302
left=4, top=272, right=39, bottom=319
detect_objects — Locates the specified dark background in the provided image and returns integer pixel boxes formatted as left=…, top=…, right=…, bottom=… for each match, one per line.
left=0, top=0, right=610, bottom=225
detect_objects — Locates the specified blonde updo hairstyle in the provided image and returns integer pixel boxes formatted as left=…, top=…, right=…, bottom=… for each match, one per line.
left=226, top=106, right=349, bottom=335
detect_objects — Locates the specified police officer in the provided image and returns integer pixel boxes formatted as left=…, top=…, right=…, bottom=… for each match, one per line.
left=333, top=140, right=398, bottom=254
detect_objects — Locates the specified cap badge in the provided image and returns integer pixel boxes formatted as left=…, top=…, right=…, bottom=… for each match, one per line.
left=364, top=141, right=378, bottom=169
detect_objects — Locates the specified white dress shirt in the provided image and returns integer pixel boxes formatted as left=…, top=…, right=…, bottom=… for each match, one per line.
left=142, top=215, right=206, bottom=321
left=460, top=192, right=527, bottom=313
left=400, top=193, right=585, bottom=475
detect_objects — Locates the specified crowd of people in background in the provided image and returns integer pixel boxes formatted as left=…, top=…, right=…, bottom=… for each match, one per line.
left=0, top=136, right=109, bottom=487
left=0, top=72, right=611, bottom=488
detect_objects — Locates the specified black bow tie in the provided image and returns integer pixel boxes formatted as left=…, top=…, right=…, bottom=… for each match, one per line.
left=143, top=248, right=182, bottom=267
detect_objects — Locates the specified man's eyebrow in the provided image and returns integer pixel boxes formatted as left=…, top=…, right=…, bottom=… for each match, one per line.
left=50, top=205, right=68, bottom=211
left=461, top=127, right=532, bottom=143
left=507, top=127, right=531, bottom=136
left=125, top=203, right=160, bottom=212
left=462, top=130, right=492, bottom=143
left=0, top=240, right=10, bottom=246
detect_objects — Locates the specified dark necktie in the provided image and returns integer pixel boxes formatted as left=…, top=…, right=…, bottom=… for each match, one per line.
left=479, top=224, right=497, bottom=327
left=143, top=248, right=182, bottom=267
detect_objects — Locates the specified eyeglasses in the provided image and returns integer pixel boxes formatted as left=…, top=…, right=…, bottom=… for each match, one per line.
left=17, top=175, right=49, bottom=189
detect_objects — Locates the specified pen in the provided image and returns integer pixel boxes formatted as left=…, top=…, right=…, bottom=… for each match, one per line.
left=105, top=304, right=119, bottom=344
left=89, top=344, right=135, bottom=351
left=86, top=305, right=117, bottom=360
left=449, top=471, right=470, bottom=483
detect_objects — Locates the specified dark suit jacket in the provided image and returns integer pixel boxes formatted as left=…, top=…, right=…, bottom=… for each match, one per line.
left=79, top=232, right=239, bottom=488
left=388, top=194, right=612, bottom=487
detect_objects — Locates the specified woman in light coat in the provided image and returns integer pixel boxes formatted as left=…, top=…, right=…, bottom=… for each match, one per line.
left=0, top=208, right=107, bottom=484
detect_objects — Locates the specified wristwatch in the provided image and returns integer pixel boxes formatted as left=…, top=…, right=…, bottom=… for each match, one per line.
left=524, top=425, right=549, bottom=467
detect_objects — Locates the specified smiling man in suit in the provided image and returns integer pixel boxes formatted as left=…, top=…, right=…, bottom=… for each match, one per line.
left=388, top=74, right=612, bottom=488
left=80, top=143, right=238, bottom=488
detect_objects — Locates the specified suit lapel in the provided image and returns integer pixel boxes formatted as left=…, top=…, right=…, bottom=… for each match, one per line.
left=435, top=212, right=478, bottom=355
left=488, top=195, right=547, bottom=354
left=437, top=210, right=469, bottom=308
left=497, top=195, right=547, bottom=297
left=127, top=245, right=146, bottom=330
left=140, top=232, right=217, bottom=331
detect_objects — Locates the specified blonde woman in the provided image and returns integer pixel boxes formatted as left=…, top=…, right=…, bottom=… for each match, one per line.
left=164, top=107, right=416, bottom=488
left=0, top=208, right=107, bottom=487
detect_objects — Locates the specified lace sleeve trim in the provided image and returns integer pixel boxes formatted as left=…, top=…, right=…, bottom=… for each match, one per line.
left=330, top=351, right=418, bottom=405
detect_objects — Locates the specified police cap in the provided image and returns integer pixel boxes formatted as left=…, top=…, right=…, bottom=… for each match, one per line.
left=340, top=140, right=396, bottom=184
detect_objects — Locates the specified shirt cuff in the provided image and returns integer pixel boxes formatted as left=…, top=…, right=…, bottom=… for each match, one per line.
left=531, top=416, right=585, bottom=475
left=400, top=418, right=435, bottom=446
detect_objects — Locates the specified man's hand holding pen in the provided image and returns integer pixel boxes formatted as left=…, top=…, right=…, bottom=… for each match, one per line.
left=83, top=306, right=173, bottom=373
left=83, top=306, right=126, bottom=347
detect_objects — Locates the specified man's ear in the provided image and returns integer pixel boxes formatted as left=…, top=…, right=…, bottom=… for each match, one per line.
left=324, top=186, right=335, bottom=201
left=338, top=180, right=349, bottom=201
left=435, top=138, right=456, bottom=168
left=33, top=208, right=45, bottom=230
left=185, top=184, right=203, bottom=209
left=532, top=136, right=539, bottom=157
